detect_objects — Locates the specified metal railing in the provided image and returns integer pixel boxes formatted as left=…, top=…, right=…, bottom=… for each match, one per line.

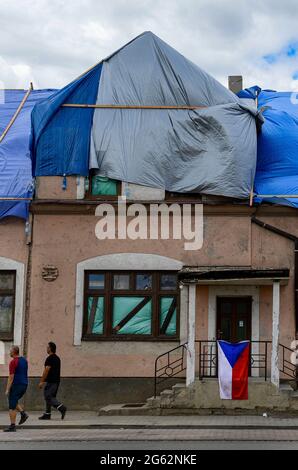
left=279, top=343, right=298, bottom=381
left=154, top=343, right=187, bottom=397
left=153, top=340, right=298, bottom=398
left=196, top=340, right=271, bottom=380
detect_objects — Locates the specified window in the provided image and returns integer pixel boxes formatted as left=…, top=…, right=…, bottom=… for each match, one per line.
left=85, top=170, right=120, bottom=199
left=83, top=271, right=179, bottom=340
left=0, top=271, right=16, bottom=341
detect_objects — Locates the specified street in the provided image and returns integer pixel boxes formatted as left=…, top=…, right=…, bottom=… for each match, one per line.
left=0, top=427, right=298, bottom=450
left=1, top=440, right=298, bottom=450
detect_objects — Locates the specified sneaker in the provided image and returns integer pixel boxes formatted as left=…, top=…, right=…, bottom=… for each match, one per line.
left=38, top=414, right=51, bottom=420
left=59, top=405, right=67, bottom=420
left=3, top=425, right=16, bottom=432
left=18, top=412, right=29, bottom=425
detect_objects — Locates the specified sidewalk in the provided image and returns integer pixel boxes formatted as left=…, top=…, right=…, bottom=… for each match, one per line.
left=2, top=411, right=298, bottom=429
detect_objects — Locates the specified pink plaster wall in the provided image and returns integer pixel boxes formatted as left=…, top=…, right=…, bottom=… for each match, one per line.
left=0, top=217, right=28, bottom=376
left=25, top=212, right=251, bottom=377
left=252, top=219, right=296, bottom=346
left=35, top=176, right=78, bottom=199
left=0, top=217, right=28, bottom=264
left=25, top=211, right=298, bottom=377
left=195, top=286, right=209, bottom=341
left=1, top=209, right=298, bottom=379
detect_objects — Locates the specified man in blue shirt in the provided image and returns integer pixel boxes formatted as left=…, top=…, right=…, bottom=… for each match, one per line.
left=4, top=346, right=29, bottom=432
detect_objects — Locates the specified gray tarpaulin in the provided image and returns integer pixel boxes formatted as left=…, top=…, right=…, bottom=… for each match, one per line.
left=90, top=32, right=261, bottom=198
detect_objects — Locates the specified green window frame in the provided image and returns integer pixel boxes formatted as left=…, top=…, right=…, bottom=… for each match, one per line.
left=0, top=271, right=16, bottom=341
left=83, top=271, right=179, bottom=341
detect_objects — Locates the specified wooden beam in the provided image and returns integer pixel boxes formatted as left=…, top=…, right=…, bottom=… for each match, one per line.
left=61, top=103, right=206, bottom=110
left=256, top=195, right=298, bottom=198
left=0, top=197, right=32, bottom=201
left=249, top=190, right=254, bottom=207
left=160, top=298, right=177, bottom=335
left=112, top=297, right=151, bottom=333
left=87, top=297, right=99, bottom=335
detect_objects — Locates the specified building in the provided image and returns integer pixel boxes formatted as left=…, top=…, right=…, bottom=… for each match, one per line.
left=1, top=33, right=298, bottom=412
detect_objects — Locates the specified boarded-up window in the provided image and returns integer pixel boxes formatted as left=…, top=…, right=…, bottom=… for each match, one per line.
left=83, top=271, right=179, bottom=340
left=0, top=272, right=16, bottom=341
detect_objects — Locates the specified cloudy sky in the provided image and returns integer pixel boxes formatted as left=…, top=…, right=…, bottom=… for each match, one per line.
left=1, top=0, right=298, bottom=91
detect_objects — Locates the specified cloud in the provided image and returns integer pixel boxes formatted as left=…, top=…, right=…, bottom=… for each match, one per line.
left=0, top=0, right=298, bottom=91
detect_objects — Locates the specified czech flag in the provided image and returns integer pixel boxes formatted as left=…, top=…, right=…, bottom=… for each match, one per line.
left=218, top=340, right=250, bottom=400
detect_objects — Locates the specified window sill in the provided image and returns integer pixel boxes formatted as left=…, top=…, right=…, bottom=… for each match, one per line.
left=81, top=336, right=179, bottom=342
left=84, top=196, right=119, bottom=201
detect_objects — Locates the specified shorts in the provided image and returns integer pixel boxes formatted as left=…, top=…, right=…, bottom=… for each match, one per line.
left=8, top=384, right=27, bottom=410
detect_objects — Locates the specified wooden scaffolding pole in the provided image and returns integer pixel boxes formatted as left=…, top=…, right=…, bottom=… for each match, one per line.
left=61, top=103, right=206, bottom=110
left=0, top=82, right=33, bottom=144
left=0, top=197, right=32, bottom=201
left=256, top=195, right=298, bottom=198
left=249, top=190, right=254, bottom=206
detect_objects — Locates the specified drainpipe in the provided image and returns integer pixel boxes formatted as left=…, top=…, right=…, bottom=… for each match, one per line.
left=251, top=216, right=298, bottom=337
left=23, top=213, right=34, bottom=357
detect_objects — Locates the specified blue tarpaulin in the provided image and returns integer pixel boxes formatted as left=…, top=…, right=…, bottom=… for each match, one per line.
left=31, top=64, right=102, bottom=177
left=0, top=89, right=55, bottom=220
left=239, top=87, right=298, bottom=207
left=5, top=34, right=297, bottom=218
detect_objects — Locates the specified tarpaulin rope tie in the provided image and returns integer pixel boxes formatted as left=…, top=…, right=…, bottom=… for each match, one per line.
left=62, top=174, right=67, bottom=191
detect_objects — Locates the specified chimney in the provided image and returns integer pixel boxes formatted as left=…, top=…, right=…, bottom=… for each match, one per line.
left=228, top=75, right=243, bottom=94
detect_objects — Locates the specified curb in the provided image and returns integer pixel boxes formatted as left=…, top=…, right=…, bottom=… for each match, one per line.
left=2, top=424, right=298, bottom=430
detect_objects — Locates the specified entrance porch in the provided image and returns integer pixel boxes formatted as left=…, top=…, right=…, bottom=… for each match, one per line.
left=153, top=267, right=298, bottom=411
left=182, top=267, right=290, bottom=389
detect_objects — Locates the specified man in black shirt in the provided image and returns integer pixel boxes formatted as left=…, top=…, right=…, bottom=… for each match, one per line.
left=38, top=342, right=67, bottom=420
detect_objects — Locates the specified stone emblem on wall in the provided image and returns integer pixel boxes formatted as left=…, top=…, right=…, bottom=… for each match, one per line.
left=42, top=265, right=59, bottom=282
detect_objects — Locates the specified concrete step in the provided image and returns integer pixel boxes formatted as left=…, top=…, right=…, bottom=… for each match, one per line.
left=98, top=403, right=157, bottom=416
left=172, top=383, right=187, bottom=391
left=160, top=389, right=174, bottom=397
left=171, top=384, right=187, bottom=397
left=146, top=396, right=156, bottom=404
left=146, top=396, right=161, bottom=409
left=280, top=383, right=293, bottom=392
left=99, top=381, right=186, bottom=416
left=98, top=379, right=298, bottom=415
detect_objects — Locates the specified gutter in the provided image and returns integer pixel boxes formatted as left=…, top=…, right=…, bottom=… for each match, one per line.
left=251, top=216, right=298, bottom=336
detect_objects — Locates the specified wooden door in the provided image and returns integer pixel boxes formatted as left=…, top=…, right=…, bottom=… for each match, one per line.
left=217, top=296, right=252, bottom=342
